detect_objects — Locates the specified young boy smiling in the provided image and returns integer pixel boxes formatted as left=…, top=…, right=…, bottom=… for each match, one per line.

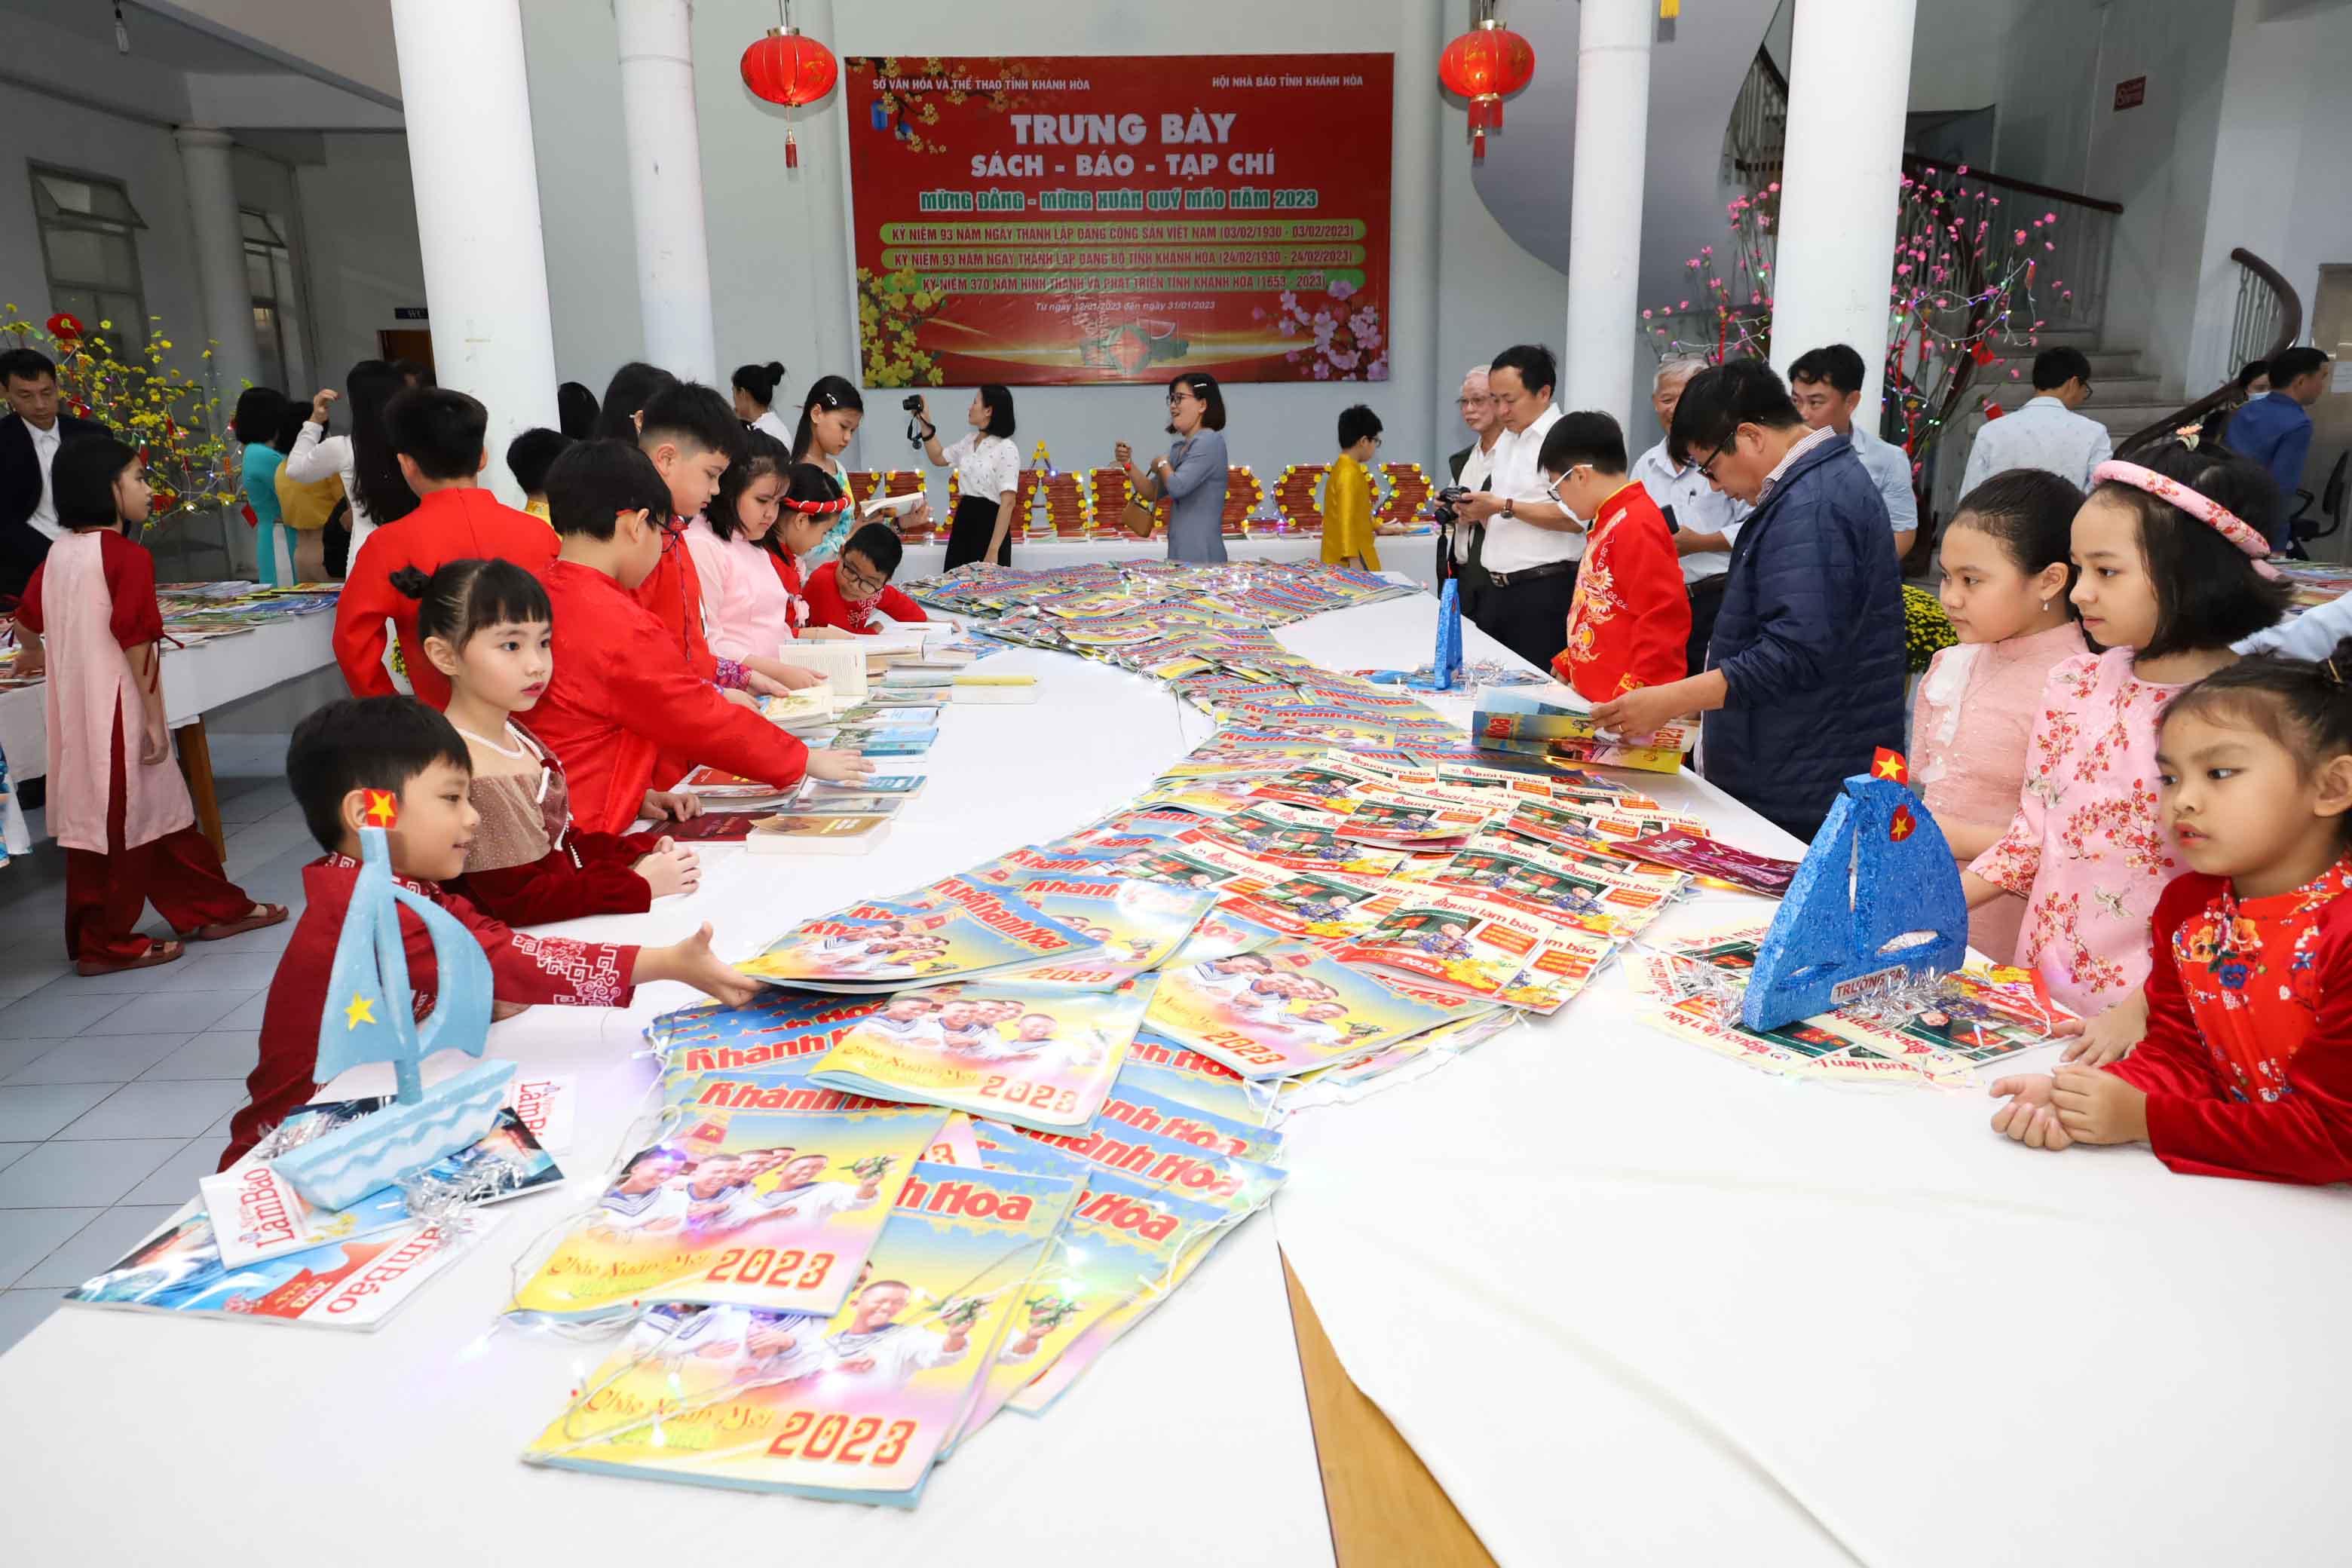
left=221, top=695, right=760, bottom=1165
left=804, top=522, right=931, bottom=635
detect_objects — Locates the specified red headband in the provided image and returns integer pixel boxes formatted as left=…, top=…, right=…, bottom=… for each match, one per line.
left=780, top=493, right=853, bottom=516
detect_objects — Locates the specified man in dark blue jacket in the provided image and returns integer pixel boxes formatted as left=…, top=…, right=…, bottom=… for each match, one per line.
left=1593, top=359, right=1905, bottom=840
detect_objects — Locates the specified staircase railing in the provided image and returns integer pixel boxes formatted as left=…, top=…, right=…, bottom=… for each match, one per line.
left=2118, top=248, right=2304, bottom=453
left=1723, top=41, right=1788, bottom=179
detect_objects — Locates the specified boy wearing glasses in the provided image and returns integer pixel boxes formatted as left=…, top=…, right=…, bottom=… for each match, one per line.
left=1539, top=412, right=1687, bottom=700
left=804, top=522, right=931, bottom=635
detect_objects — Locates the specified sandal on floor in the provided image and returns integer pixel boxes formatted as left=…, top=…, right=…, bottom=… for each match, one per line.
left=190, top=903, right=289, bottom=942
left=76, top=940, right=185, bottom=977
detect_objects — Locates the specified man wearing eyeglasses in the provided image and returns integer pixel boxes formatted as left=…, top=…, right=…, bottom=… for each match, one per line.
left=1592, top=359, right=1905, bottom=841
left=1447, top=345, right=1582, bottom=670
left=1444, top=366, right=1505, bottom=590
left=1632, top=356, right=1750, bottom=675
left=1957, top=345, right=2110, bottom=498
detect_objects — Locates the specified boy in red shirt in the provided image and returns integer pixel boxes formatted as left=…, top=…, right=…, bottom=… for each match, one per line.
left=804, top=522, right=932, bottom=635
left=334, top=386, right=556, bottom=706
left=525, top=439, right=873, bottom=835
left=222, top=695, right=758, bottom=1165
left=1539, top=412, right=1688, bottom=698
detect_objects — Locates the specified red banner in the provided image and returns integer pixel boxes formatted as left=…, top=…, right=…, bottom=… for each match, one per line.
left=843, top=54, right=1394, bottom=388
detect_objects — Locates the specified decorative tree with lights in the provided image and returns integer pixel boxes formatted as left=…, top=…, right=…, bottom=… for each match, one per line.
left=1638, top=169, right=2073, bottom=482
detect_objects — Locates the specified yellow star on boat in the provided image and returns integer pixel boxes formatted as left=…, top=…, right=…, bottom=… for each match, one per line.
left=344, top=993, right=377, bottom=1029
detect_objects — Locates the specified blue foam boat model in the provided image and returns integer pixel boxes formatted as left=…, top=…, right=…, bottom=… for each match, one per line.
left=1741, top=749, right=1968, bottom=1033
left=273, top=818, right=513, bottom=1211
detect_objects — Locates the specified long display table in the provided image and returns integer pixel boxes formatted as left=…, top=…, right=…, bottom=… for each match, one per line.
left=8, top=587, right=2328, bottom=1566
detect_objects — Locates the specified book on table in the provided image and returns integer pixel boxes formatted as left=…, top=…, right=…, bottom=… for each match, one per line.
left=746, top=812, right=894, bottom=853
left=520, top=1161, right=1079, bottom=1506
left=736, top=875, right=1101, bottom=991
left=506, top=1102, right=949, bottom=1323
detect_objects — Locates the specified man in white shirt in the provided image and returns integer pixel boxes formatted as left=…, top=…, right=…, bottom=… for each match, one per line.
left=1957, top=345, right=2112, bottom=498
left=1, top=345, right=109, bottom=599
left=1444, top=366, right=1505, bottom=586
left=1450, top=345, right=1583, bottom=670
left=1633, top=356, right=1751, bottom=673
left=1787, top=344, right=1920, bottom=561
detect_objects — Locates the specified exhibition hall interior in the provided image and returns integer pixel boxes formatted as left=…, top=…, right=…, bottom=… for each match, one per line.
left=1, top=0, right=2348, bottom=1562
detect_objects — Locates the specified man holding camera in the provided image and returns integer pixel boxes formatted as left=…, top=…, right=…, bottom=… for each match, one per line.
left=1446, top=345, right=1581, bottom=671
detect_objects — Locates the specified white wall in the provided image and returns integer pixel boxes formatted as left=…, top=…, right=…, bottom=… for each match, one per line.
left=2081, top=0, right=2236, bottom=392
left=1987, top=0, right=2109, bottom=192
left=1907, top=0, right=2025, bottom=114
left=0, top=82, right=210, bottom=389
left=518, top=0, right=1569, bottom=497
left=2191, top=0, right=2352, bottom=388
left=290, top=133, right=427, bottom=390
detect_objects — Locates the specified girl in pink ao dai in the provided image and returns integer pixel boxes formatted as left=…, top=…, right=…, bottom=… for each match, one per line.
left=1911, top=470, right=2087, bottom=963
left=1962, top=436, right=2291, bottom=1059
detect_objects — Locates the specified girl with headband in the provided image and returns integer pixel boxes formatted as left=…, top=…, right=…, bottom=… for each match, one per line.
left=1964, top=433, right=2292, bottom=1052
left=758, top=463, right=861, bottom=640
left=1989, top=637, right=2352, bottom=1183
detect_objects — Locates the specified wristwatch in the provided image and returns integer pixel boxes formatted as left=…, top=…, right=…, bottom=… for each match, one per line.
left=1501, top=498, right=1515, bottom=519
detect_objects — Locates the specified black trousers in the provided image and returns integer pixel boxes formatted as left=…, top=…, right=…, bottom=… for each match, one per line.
left=1465, top=568, right=1578, bottom=675
left=944, top=493, right=1012, bottom=570
left=1686, top=573, right=1729, bottom=675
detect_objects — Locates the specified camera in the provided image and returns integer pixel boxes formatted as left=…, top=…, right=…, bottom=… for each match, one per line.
left=1431, top=484, right=1473, bottom=528
left=901, top=396, right=924, bottom=414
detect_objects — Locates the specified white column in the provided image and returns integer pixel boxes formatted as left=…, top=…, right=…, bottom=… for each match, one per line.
left=1560, top=0, right=1651, bottom=424
left=1769, top=0, right=1918, bottom=415
left=616, top=0, right=718, bottom=384
left=1395, top=0, right=1444, bottom=473
left=387, top=0, right=561, bottom=504
left=172, top=127, right=264, bottom=403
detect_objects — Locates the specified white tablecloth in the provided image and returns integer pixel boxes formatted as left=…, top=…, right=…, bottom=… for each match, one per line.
left=902, top=530, right=1446, bottom=591
left=1270, top=755, right=2352, bottom=1566
left=0, top=614, right=1353, bottom=1564
left=11, top=588, right=2329, bottom=1566
left=0, top=611, right=338, bottom=783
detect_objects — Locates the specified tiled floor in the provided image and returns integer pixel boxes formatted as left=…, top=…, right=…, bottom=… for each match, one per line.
left=0, top=764, right=308, bottom=1352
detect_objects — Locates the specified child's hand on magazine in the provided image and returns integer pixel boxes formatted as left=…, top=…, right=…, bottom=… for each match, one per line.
left=638, top=922, right=758, bottom=1006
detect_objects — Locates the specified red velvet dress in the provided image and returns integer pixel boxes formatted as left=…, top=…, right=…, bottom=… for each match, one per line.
left=525, top=560, right=809, bottom=835
left=803, top=559, right=929, bottom=635
left=2108, top=865, right=2352, bottom=1184
left=446, top=721, right=665, bottom=926
left=222, top=853, right=639, bottom=1165
left=333, top=488, right=558, bottom=706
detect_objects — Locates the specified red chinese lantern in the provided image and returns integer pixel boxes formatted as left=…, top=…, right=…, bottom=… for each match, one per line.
left=740, top=26, right=839, bottom=169
left=1438, top=20, right=1536, bottom=164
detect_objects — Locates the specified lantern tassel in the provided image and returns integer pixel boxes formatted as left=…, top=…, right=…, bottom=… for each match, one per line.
left=786, top=124, right=799, bottom=170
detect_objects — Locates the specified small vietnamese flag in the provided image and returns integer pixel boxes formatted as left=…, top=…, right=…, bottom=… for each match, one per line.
left=1889, top=804, right=1917, bottom=842
left=1871, top=748, right=1909, bottom=784
left=362, top=789, right=399, bottom=828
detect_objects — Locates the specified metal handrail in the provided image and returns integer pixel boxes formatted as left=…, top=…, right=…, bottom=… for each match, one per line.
left=2118, top=248, right=2303, bottom=453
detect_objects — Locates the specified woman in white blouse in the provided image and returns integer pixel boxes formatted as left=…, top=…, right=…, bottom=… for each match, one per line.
left=284, top=359, right=415, bottom=570
left=731, top=360, right=793, bottom=445
left=918, top=384, right=1020, bottom=569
